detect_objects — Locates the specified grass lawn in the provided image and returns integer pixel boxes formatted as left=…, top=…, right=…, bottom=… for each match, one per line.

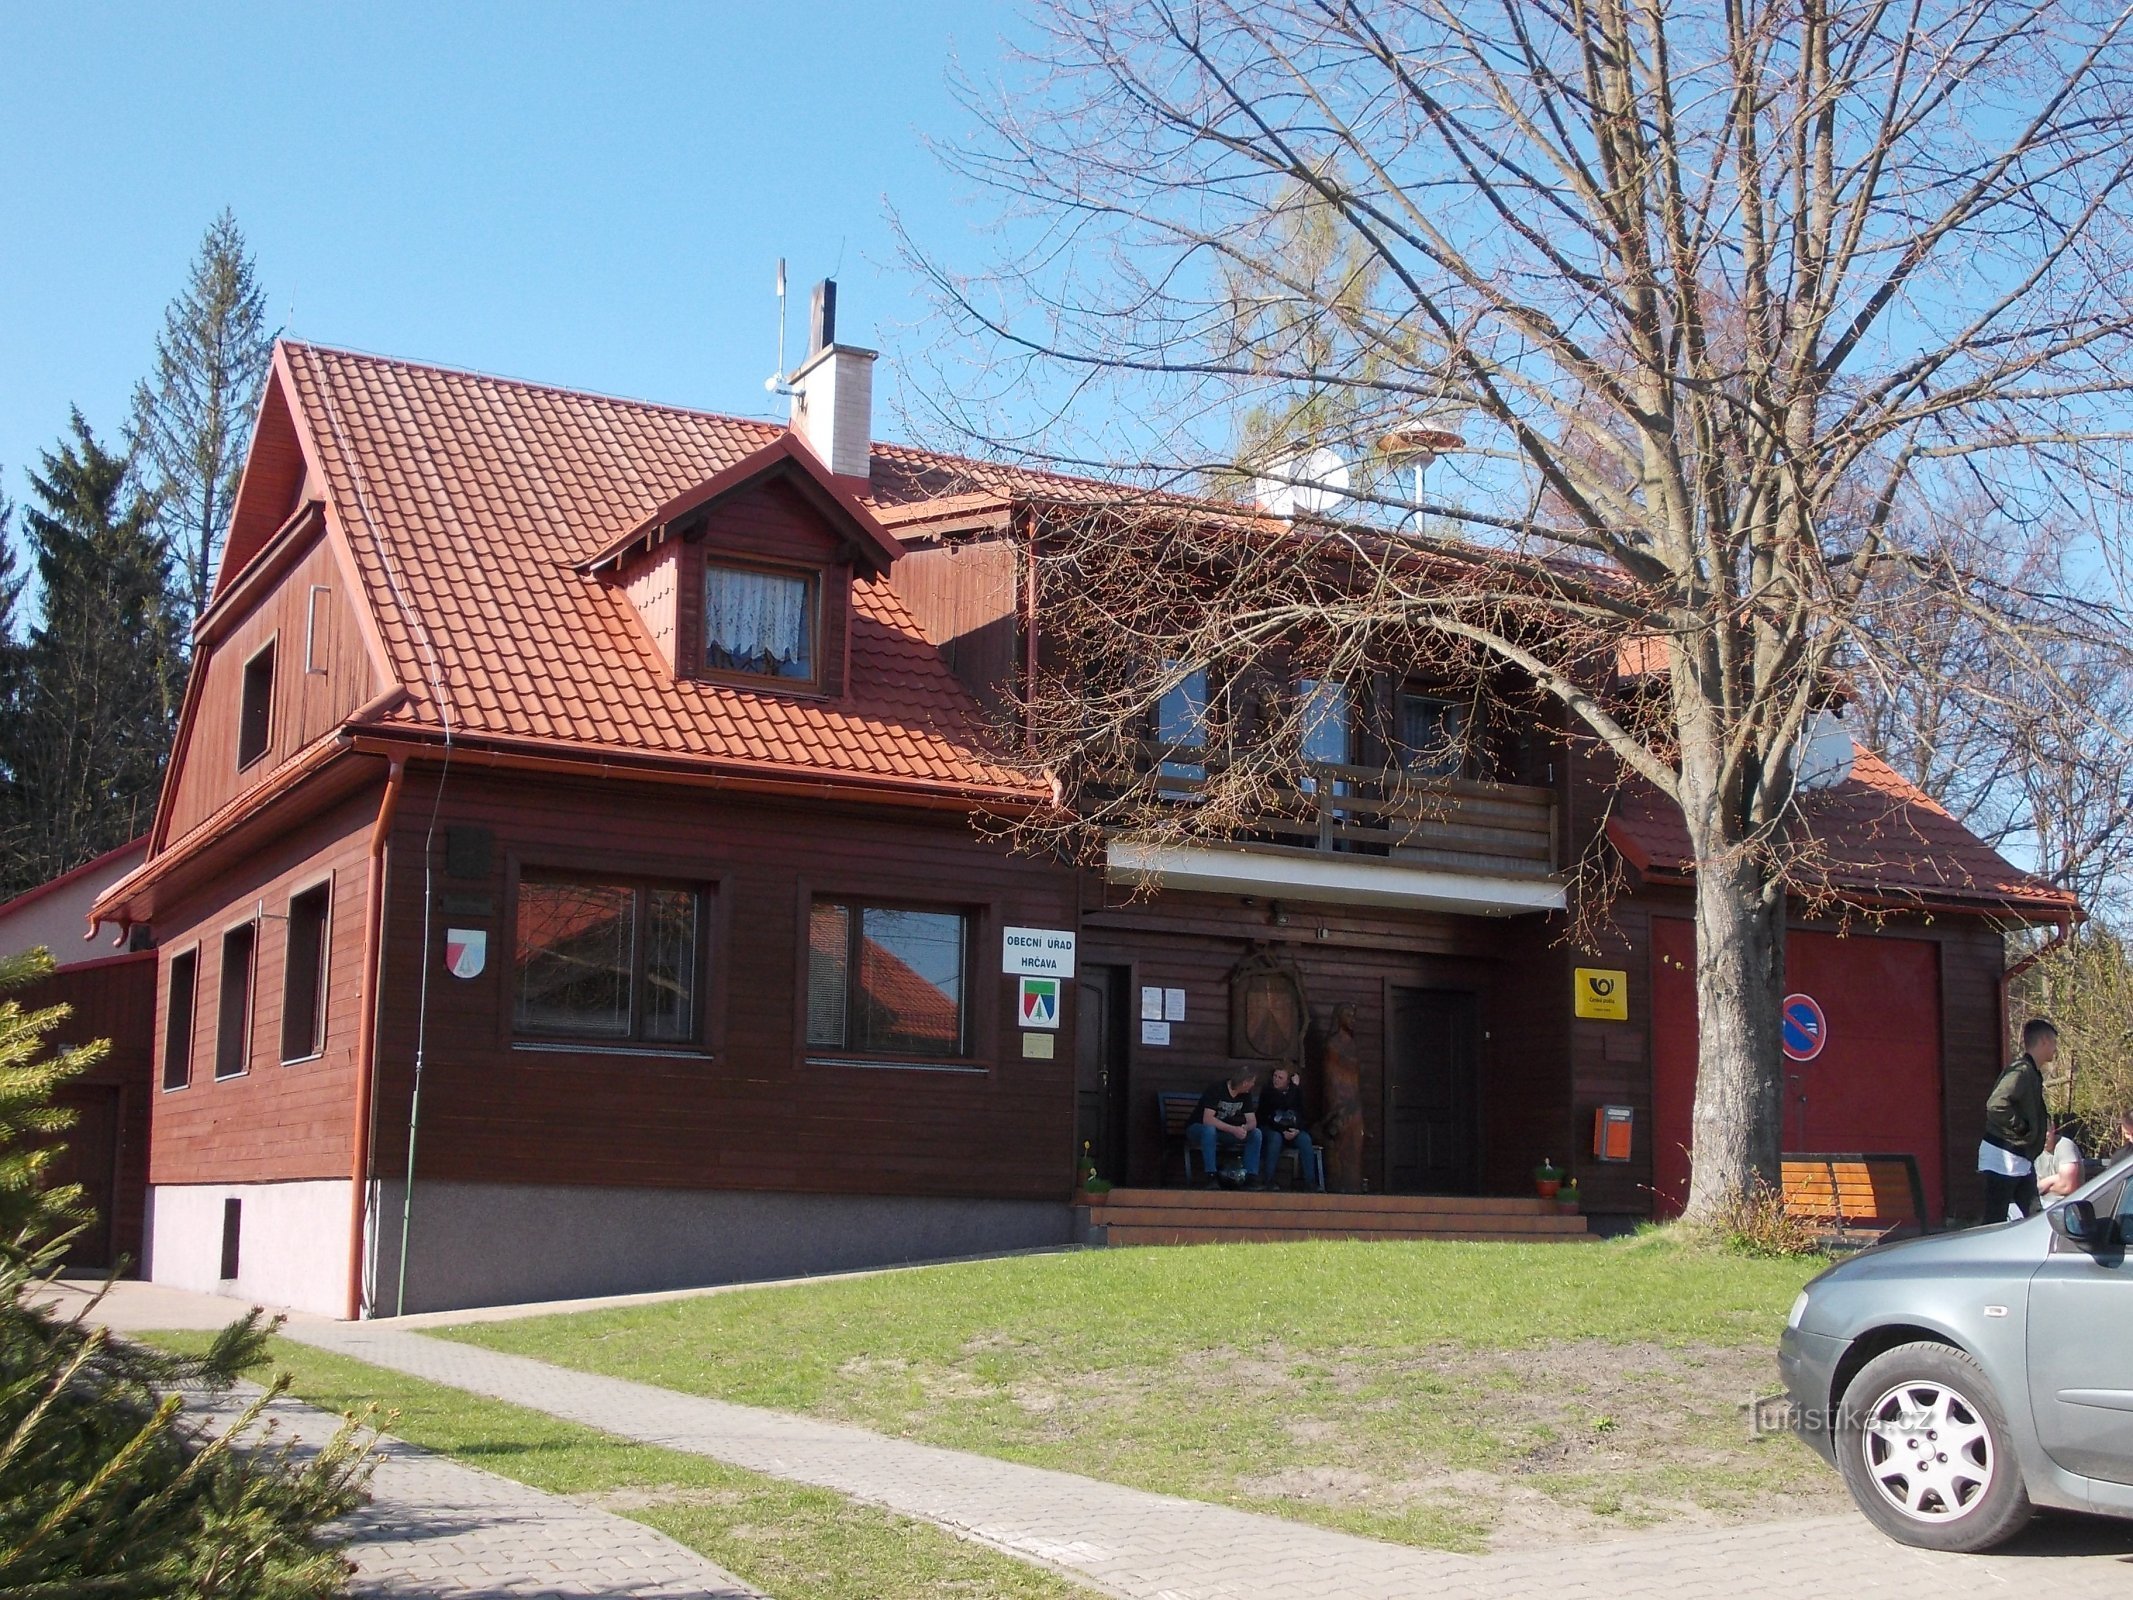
left=147, top=1333, right=1096, bottom=1600
left=443, top=1232, right=1842, bottom=1553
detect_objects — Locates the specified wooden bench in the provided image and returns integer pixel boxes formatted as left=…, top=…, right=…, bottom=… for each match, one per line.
left=1158, top=1091, right=1205, bottom=1184
left=1781, top=1152, right=1934, bottom=1239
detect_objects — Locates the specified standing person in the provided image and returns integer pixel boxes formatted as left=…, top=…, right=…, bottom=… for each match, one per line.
left=1979, top=1019, right=2056, bottom=1222
left=1255, top=1065, right=1314, bottom=1189
left=2035, top=1123, right=2085, bottom=1201
left=1190, top=1071, right=1262, bottom=1189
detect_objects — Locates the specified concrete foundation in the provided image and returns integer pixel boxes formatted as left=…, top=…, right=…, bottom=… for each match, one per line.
left=146, top=1179, right=352, bottom=1318
left=364, top=1182, right=1077, bottom=1317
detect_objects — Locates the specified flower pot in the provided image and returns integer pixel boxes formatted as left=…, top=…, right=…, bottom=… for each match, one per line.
left=1556, top=1195, right=1581, bottom=1214
left=1535, top=1178, right=1561, bottom=1199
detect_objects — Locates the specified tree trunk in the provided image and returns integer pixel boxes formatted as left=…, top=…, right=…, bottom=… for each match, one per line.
left=1682, top=842, right=1788, bottom=1222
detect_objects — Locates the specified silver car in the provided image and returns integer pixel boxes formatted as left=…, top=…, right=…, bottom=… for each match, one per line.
left=1779, top=1150, right=2133, bottom=1552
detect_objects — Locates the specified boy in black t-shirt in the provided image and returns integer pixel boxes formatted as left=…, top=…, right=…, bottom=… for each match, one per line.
left=1190, top=1072, right=1263, bottom=1188
left=1255, top=1065, right=1315, bottom=1189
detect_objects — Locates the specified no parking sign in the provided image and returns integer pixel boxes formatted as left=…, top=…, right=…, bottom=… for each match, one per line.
left=1781, top=993, right=1828, bottom=1062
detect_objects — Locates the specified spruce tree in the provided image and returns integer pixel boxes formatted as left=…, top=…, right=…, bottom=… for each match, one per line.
left=130, top=209, right=274, bottom=636
left=0, top=485, right=24, bottom=883
left=11, top=414, right=182, bottom=894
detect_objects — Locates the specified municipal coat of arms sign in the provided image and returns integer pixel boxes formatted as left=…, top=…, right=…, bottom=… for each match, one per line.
left=445, top=928, right=487, bottom=980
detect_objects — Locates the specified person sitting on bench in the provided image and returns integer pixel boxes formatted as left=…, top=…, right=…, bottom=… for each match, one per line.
left=1255, top=1065, right=1313, bottom=1189
left=1191, top=1071, right=1263, bottom=1188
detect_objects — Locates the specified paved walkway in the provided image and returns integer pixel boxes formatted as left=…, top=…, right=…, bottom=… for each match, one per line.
left=188, top=1382, right=763, bottom=1600
left=286, top=1320, right=2133, bottom=1600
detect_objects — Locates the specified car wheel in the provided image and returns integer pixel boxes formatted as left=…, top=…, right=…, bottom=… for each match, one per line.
left=1834, top=1341, right=2032, bottom=1553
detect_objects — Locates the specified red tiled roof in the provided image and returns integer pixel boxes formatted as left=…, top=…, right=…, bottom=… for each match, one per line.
left=277, top=343, right=1043, bottom=804
left=1607, top=742, right=2075, bottom=916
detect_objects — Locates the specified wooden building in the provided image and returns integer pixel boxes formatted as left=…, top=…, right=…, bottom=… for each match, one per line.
left=90, top=307, right=2072, bottom=1317
left=0, top=837, right=154, bottom=1271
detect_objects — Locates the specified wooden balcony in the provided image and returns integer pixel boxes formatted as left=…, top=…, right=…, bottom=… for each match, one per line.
left=1102, top=752, right=1563, bottom=914
left=1142, top=754, right=1557, bottom=876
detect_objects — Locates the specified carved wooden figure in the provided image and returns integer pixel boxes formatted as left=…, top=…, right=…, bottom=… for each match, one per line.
left=1314, top=1002, right=1365, bottom=1193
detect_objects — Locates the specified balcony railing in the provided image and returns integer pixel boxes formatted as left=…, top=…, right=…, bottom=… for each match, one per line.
left=1129, top=748, right=1558, bottom=880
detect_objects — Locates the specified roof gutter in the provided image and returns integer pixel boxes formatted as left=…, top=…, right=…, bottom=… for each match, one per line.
left=347, top=756, right=405, bottom=1321
left=342, top=727, right=1049, bottom=817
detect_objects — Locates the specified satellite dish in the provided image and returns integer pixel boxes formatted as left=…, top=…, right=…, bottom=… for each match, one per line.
left=1795, top=709, right=1855, bottom=791
left=1255, top=447, right=1349, bottom=517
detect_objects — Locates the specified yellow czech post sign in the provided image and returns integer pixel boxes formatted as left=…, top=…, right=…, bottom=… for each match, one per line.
left=1574, top=967, right=1630, bottom=1020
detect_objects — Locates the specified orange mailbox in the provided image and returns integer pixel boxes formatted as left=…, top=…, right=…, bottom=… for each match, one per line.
left=1594, top=1105, right=1634, bottom=1163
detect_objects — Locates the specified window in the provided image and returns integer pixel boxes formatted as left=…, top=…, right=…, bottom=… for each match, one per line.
left=162, top=948, right=198, bottom=1091
left=1156, top=663, right=1210, bottom=784
left=514, top=873, right=700, bottom=1043
left=704, top=563, right=815, bottom=681
left=238, top=640, right=276, bottom=767
left=281, top=882, right=331, bottom=1062
left=1297, top=679, right=1353, bottom=797
left=215, top=922, right=256, bottom=1079
left=807, top=901, right=968, bottom=1057
left=1396, top=692, right=1471, bottom=780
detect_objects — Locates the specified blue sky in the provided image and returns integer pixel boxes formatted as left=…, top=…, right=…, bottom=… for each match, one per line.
left=0, top=1, right=1017, bottom=508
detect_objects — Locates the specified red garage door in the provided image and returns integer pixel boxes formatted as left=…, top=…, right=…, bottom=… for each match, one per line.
left=1650, top=921, right=1944, bottom=1221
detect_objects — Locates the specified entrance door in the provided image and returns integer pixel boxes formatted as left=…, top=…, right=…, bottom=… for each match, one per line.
left=1385, top=988, right=1479, bottom=1193
left=48, top=1086, right=119, bottom=1268
left=1075, top=966, right=1131, bottom=1185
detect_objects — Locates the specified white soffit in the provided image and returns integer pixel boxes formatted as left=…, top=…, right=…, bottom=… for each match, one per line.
left=1104, top=841, right=1567, bottom=916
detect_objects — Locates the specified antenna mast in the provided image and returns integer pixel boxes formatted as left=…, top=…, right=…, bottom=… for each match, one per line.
left=765, top=258, right=790, bottom=395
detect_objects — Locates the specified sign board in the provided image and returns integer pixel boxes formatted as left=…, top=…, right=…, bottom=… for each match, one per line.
left=1781, top=993, right=1828, bottom=1062
left=1573, top=967, right=1629, bottom=1020
left=1021, top=1031, right=1055, bottom=1060
left=1018, top=976, right=1062, bottom=1030
left=1003, top=927, right=1077, bottom=978
left=1141, top=1018, right=1172, bottom=1046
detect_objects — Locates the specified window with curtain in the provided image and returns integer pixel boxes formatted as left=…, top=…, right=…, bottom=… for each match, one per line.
left=515, top=873, right=702, bottom=1044
left=704, top=563, right=815, bottom=681
left=807, top=900, right=968, bottom=1057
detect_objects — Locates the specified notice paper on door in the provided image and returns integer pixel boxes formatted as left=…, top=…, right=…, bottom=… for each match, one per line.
left=1141, top=986, right=1165, bottom=1021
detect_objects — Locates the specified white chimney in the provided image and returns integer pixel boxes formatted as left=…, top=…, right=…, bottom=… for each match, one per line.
left=788, top=279, right=876, bottom=481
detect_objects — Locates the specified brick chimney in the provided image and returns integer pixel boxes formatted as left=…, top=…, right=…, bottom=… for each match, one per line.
left=788, top=279, right=876, bottom=481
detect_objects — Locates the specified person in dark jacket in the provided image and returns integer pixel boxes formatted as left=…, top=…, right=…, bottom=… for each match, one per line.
left=1255, top=1065, right=1316, bottom=1189
left=1979, top=1018, right=2056, bottom=1222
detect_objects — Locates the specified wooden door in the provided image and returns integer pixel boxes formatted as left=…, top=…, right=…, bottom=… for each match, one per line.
left=1385, top=988, right=1479, bottom=1194
left=48, top=1086, right=120, bottom=1268
left=1074, top=966, right=1131, bottom=1185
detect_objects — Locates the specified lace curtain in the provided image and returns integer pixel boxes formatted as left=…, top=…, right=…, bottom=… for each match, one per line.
left=705, top=565, right=811, bottom=678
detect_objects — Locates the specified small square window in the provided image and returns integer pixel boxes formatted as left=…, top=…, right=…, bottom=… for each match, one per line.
left=807, top=900, right=968, bottom=1057
left=238, top=640, right=275, bottom=767
left=704, top=563, right=815, bottom=682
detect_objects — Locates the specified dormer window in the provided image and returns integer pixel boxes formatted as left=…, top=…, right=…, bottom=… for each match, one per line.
left=704, top=561, right=816, bottom=684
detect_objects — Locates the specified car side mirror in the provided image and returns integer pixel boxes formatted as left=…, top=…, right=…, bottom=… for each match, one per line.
left=2049, top=1199, right=2100, bottom=1250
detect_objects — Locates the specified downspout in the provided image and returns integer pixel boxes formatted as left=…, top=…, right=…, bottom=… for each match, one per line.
left=1021, top=510, right=1040, bottom=754
left=346, top=757, right=405, bottom=1320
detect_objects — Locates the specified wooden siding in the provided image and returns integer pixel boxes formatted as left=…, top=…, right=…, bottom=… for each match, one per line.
left=20, top=952, right=155, bottom=1267
left=622, top=545, right=680, bottom=671
left=887, top=538, right=1023, bottom=720
left=148, top=791, right=380, bottom=1184
left=164, top=529, right=379, bottom=844
left=362, top=767, right=1079, bottom=1201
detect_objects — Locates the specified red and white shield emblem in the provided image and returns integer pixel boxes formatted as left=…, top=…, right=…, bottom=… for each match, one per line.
left=445, top=928, right=487, bottom=980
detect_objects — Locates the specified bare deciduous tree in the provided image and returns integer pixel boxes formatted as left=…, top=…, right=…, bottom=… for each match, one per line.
left=914, top=0, right=2133, bottom=1218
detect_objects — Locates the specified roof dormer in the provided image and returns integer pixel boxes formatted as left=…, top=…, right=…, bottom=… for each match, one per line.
left=584, top=433, right=900, bottom=699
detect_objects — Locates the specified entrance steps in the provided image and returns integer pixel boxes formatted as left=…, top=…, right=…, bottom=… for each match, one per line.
left=1085, top=1187, right=1592, bottom=1246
